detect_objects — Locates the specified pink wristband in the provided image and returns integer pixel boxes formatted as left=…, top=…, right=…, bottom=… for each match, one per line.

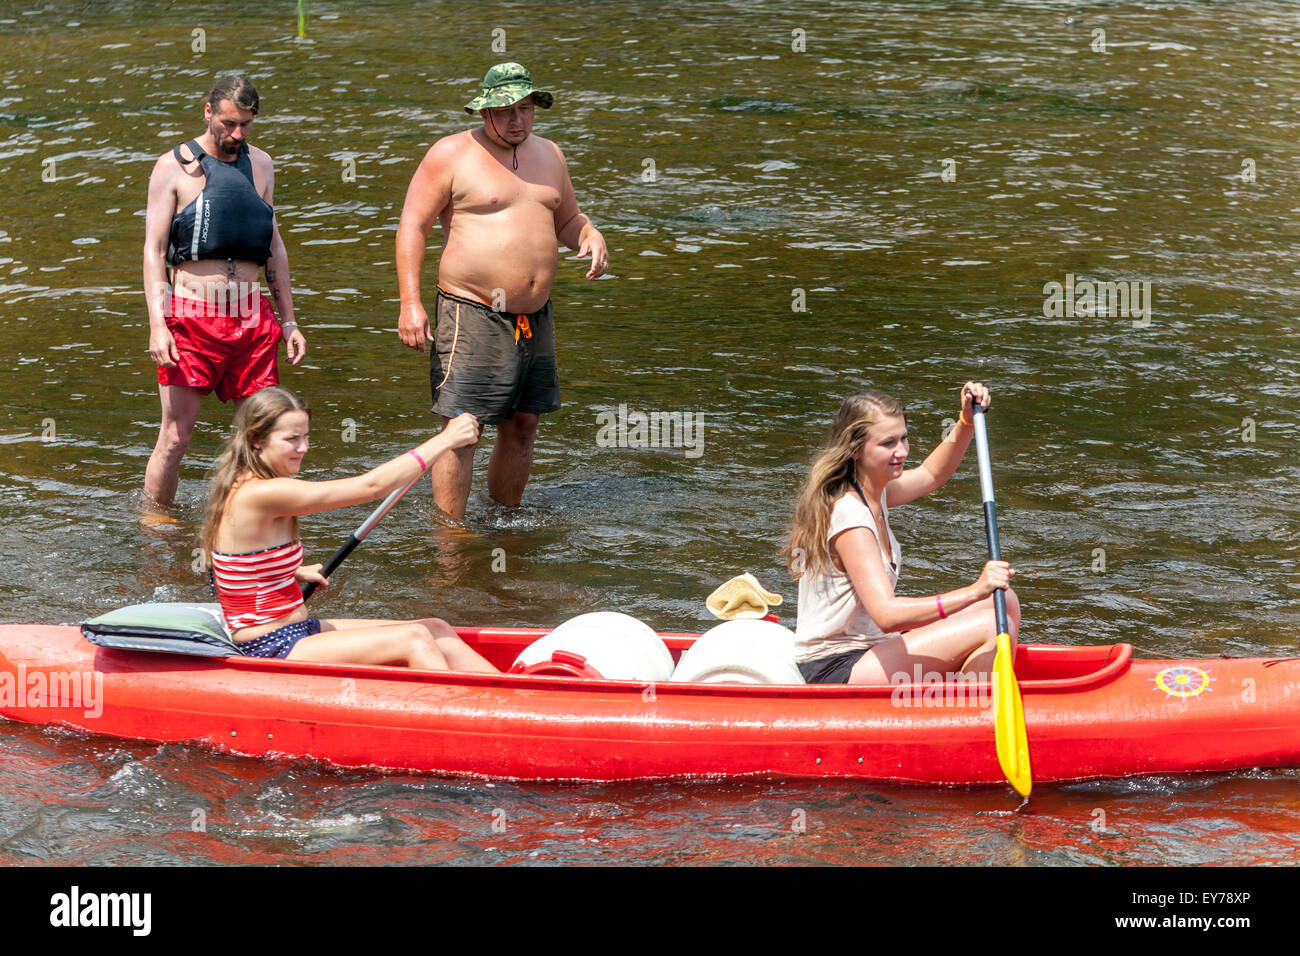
left=935, top=593, right=947, bottom=619
left=407, top=448, right=427, bottom=472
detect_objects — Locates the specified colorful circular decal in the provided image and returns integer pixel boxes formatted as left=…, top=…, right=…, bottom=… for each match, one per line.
left=1151, top=665, right=1214, bottom=699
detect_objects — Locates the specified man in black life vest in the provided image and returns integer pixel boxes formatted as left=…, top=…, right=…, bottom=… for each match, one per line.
left=141, top=74, right=306, bottom=508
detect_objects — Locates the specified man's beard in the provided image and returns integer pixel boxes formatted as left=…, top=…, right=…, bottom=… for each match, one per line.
left=210, top=126, right=242, bottom=157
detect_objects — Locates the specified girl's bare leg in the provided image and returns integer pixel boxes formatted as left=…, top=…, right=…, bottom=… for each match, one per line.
left=312, top=617, right=499, bottom=672
left=288, top=619, right=449, bottom=670
left=848, top=589, right=1020, bottom=684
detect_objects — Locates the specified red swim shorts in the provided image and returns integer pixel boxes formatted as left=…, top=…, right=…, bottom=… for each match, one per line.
left=157, top=293, right=282, bottom=402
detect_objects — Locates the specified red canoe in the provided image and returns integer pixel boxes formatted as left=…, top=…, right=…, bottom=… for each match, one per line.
left=1, top=624, right=1298, bottom=785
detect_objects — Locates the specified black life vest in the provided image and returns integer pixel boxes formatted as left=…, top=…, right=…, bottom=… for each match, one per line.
left=167, top=140, right=274, bottom=267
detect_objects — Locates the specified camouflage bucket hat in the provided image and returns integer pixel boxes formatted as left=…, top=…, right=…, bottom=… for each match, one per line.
left=464, top=62, right=554, bottom=114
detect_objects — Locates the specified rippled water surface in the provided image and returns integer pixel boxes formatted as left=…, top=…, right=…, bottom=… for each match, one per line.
left=2, top=0, right=1300, bottom=866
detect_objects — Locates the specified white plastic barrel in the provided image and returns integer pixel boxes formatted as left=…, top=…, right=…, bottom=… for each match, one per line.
left=511, top=612, right=674, bottom=682
left=670, top=619, right=805, bottom=684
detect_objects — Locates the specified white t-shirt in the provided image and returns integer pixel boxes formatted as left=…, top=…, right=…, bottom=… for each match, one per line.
left=794, top=490, right=902, bottom=663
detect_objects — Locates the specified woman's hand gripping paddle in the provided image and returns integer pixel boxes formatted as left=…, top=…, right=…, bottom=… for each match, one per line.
left=300, top=472, right=423, bottom=600
left=970, top=402, right=1032, bottom=798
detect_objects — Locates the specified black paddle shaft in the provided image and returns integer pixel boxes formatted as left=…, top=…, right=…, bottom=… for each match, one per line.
left=301, top=535, right=361, bottom=599
left=297, top=471, right=423, bottom=600
left=983, top=501, right=1009, bottom=637
left=971, top=404, right=1010, bottom=638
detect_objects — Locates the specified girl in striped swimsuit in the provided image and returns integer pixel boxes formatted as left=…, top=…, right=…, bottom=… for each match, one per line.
left=199, top=385, right=497, bottom=671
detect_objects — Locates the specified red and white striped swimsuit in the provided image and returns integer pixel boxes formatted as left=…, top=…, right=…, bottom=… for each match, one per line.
left=210, top=540, right=304, bottom=630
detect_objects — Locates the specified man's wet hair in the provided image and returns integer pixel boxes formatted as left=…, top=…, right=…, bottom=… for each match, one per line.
left=207, top=74, right=259, bottom=115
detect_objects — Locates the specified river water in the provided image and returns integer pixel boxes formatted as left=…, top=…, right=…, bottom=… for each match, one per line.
left=1, top=0, right=1299, bottom=869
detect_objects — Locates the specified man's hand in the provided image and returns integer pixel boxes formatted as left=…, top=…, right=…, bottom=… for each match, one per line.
left=285, top=327, right=307, bottom=365
left=149, top=325, right=179, bottom=368
left=577, top=226, right=609, bottom=280
left=398, top=301, right=433, bottom=352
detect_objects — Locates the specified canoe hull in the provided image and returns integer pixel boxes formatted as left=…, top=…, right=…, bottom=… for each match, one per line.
left=2, top=625, right=1299, bottom=784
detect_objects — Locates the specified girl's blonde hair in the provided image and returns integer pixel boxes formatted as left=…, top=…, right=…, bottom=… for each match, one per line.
left=199, top=386, right=310, bottom=557
left=784, top=390, right=907, bottom=578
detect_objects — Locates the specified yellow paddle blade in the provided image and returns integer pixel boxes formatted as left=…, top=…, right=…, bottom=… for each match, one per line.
left=992, top=632, right=1032, bottom=797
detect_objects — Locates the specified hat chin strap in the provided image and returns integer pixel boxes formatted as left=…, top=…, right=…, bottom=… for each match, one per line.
left=486, top=111, right=523, bottom=170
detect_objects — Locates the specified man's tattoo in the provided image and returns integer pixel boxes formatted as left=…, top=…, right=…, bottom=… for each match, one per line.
left=266, top=265, right=284, bottom=303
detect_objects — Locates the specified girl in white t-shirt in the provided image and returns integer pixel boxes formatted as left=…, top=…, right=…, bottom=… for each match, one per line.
left=784, top=383, right=1018, bottom=684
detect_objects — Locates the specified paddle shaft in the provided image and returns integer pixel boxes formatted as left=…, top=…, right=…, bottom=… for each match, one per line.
left=300, top=471, right=423, bottom=599
left=971, top=399, right=1032, bottom=797
left=970, top=404, right=1009, bottom=635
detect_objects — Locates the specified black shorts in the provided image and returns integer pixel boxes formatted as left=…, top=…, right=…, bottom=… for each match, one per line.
left=429, top=288, right=561, bottom=426
left=798, top=648, right=870, bottom=684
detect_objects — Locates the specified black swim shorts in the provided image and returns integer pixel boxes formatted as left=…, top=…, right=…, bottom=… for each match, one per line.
left=429, top=288, right=562, bottom=426
left=798, top=648, right=870, bottom=684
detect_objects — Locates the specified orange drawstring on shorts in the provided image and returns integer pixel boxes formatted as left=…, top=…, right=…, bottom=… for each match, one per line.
left=514, top=314, right=532, bottom=344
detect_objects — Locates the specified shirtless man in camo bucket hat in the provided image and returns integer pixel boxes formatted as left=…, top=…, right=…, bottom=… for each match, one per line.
left=395, top=62, right=608, bottom=521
